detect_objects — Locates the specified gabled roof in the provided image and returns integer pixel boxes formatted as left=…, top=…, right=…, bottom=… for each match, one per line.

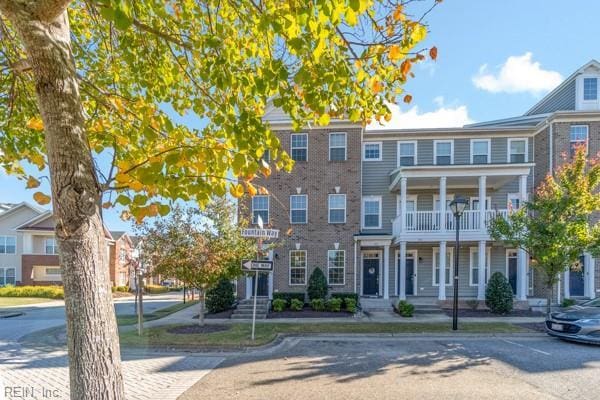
left=14, top=210, right=54, bottom=231
left=465, top=113, right=550, bottom=128
left=0, top=202, right=45, bottom=222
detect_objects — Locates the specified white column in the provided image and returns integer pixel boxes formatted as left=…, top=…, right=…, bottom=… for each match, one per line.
left=478, top=175, right=487, bottom=232
left=245, top=276, right=252, bottom=299
left=563, top=268, right=570, bottom=299
left=22, top=233, right=33, bottom=254
left=517, top=249, right=528, bottom=301
left=439, top=177, right=447, bottom=232
left=477, top=240, right=486, bottom=300
left=519, top=175, right=528, bottom=203
left=400, top=177, right=407, bottom=232
left=383, top=244, right=390, bottom=299
left=399, top=242, right=407, bottom=300
left=587, top=254, right=596, bottom=299
left=438, top=241, right=447, bottom=300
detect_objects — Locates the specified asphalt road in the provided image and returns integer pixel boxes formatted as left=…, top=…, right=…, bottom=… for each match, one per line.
left=180, top=335, right=600, bottom=400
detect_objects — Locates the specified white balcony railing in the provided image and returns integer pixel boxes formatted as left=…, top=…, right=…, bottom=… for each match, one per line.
left=393, top=209, right=509, bottom=237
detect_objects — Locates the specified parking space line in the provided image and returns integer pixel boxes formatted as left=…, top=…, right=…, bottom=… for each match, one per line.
left=501, top=339, right=551, bottom=356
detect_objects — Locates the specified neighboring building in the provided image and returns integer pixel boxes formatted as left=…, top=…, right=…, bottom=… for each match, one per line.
left=108, top=231, right=135, bottom=287
left=238, top=59, right=600, bottom=308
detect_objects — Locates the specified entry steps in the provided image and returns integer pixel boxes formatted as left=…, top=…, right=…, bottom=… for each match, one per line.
left=231, top=297, right=270, bottom=320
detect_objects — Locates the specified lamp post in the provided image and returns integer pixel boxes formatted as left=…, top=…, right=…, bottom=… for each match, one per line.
left=449, top=196, right=468, bottom=331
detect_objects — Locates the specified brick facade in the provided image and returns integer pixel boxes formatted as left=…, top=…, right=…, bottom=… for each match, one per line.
left=20, top=254, right=60, bottom=286
left=109, top=235, right=133, bottom=287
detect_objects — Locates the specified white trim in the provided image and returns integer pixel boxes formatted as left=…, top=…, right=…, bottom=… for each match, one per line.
left=327, top=249, right=346, bottom=286
left=361, top=250, right=382, bottom=296
left=433, top=194, right=454, bottom=210
left=251, top=195, right=270, bottom=225
left=395, top=249, right=418, bottom=296
left=507, top=138, right=528, bottom=163
left=397, top=140, right=417, bottom=167
left=328, top=194, right=347, bottom=224
left=469, top=196, right=491, bottom=210
left=577, top=74, right=600, bottom=110
left=44, top=238, right=58, bottom=255
left=362, top=141, right=382, bottom=161
left=432, top=247, right=453, bottom=286
left=469, top=247, right=491, bottom=286
left=470, top=138, right=491, bottom=164
left=328, top=132, right=347, bottom=161
left=395, top=194, right=417, bottom=217
left=0, top=235, right=17, bottom=255
left=362, top=196, right=382, bottom=229
left=0, top=266, right=16, bottom=286
left=290, top=133, right=308, bottom=162
left=569, top=125, right=589, bottom=155
left=433, top=139, right=454, bottom=165
left=506, top=249, right=519, bottom=293
left=289, top=194, right=308, bottom=224
left=288, top=250, right=307, bottom=286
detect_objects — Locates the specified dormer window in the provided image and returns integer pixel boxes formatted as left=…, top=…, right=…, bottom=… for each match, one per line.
left=584, top=78, right=598, bottom=101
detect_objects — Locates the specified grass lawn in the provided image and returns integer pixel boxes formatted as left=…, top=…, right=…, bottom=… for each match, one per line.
left=120, top=322, right=529, bottom=348
left=0, top=297, right=59, bottom=307
left=117, top=300, right=198, bottom=326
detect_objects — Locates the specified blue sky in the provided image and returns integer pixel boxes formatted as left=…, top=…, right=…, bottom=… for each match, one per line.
left=2, top=0, right=599, bottom=232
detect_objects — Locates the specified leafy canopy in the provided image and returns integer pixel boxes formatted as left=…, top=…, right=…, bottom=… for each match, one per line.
left=0, top=0, right=439, bottom=221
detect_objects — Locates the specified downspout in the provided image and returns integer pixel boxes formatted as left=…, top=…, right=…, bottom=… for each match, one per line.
left=549, top=122, right=553, bottom=174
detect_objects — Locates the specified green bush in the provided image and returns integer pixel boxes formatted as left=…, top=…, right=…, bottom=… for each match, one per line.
left=331, top=292, right=359, bottom=307
left=290, top=298, right=304, bottom=311
left=272, top=292, right=305, bottom=304
left=307, top=267, right=328, bottom=300
left=0, top=285, right=64, bottom=299
left=310, top=298, right=326, bottom=311
left=206, top=278, right=235, bottom=313
left=562, top=298, right=577, bottom=308
left=397, top=300, right=414, bottom=317
left=485, top=272, right=514, bottom=314
left=145, top=284, right=169, bottom=294
left=272, top=298, right=287, bottom=312
left=111, top=286, right=129, bottom=293
left=345, top=297, right=357, bottom=313
left=326, top=297, right=342, bottom=312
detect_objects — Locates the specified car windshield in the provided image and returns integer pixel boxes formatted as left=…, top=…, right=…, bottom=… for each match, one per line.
left=582, top=298, right=600, bottom=307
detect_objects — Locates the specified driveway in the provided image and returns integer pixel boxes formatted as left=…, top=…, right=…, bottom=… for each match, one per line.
left=180, top=335, right=600, bottom=400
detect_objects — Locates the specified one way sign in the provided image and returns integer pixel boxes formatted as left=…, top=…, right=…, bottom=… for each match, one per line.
left=241, top=260, right=274, bottom=272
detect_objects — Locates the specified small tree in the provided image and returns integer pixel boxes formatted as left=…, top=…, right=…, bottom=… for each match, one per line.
left=485, top=272, right=514, bottom=314
left=307, top=267, right=328, bottom=301
left=489, top=146, right=600, bottom=313
left=206, top=278, right=235, bottom=314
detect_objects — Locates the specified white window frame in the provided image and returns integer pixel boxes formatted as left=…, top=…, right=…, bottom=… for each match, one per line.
left=507, top=138, right=528, bottom=163
left=44, top=238, right=58, bottom=255
left=327, top=249, right=346, bottom=285
left=251, top=195, right=270, bottom=225
left=397, top=140, right=417, bottom=167
left=362, top=196, right=382, bottom=229
left=469, top=247, right=491, bottom=287
left=0, top=235, right=17, bottom=255
left=507, top=193, right=521, bottom=210
left=583, top=77, right=598, bottom=101
left=570, top=125, right=589, bottom=156
left=362, top=141, right=382, bottom=161
left=433, top=140, right=454, bottom=165
left=470, top=138, right=491, bottom=164
left=329, top=132, right=347, bottom=161
left=289, top=250, right=307, bottom=286
left=328, top=194, right=346, bottom=224
left=0, top=267, right=16, bottom=286
left=469, top=196, right=491, bottom=210
left=395, top=195, right=418, bottom=216
left=289, top=194, right=308, bottom=224
left=45, top=267, right=62, bottom=276
left=577, top=75, right=600, bottom=110
left=432, top=247, right=453, bottom=286
left=290, top=133, right=308, bottom=162
left=433, top=194, right=455, bottom=211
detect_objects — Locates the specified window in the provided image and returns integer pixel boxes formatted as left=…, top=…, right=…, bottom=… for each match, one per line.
left=434, top=140, right=453, bottom=165
left=584, top=77, right=598, bottom=101
left=570, top=125, right=589, bottom=156
left=290, top=195, right=307, bottom=224
left=251, top=195, right=269, bottom=224
left=329, top=132, right=347, bottom=161
left=0, top=236, right=16, bottom=254
left=508, top=138, right=527, bottom=163
left=327, top=250, right=345, bottom=285
left=507, top=193, right=521, bottom=210
left=398, top=141, right=416, bottom=166
left=363, top=142, right=382, bottom=161
left=362, top=196, right=382, bottom=229
left=471, top=139, right=490, bottom=164
left=433, top=247, right=452, bottom=286
left=0, top=267, right=16, bottom=286
left=291, top=133, right=307, bottom=161
left=119, top=248, right=127, bottom=263
left=469, top=247, right=491, bottom=286
left=46, top=267, right=61, bottom=276
left=289, top=250, right=307, bottom=285
left=45, top=238, right=58, bottom=255
left=328, top=194, right=346, bottom=223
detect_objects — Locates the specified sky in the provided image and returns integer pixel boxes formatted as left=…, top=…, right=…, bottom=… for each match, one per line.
left=2, top=0, right=599, bottom=232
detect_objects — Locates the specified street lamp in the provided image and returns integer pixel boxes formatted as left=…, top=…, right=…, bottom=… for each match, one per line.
left=449, top=196, right=468, bottom=331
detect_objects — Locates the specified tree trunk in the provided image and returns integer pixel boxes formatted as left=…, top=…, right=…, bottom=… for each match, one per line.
left=0, top=5, right=125, bottom=399
left=547, top=284, right=553, bottom=315
left=198, top=287, right=205, bottom=326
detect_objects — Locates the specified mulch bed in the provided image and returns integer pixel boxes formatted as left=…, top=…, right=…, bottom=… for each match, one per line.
left=443, top=309, right=545, bottom=318
left=268, top=307, right=353, bottom=319
left=192, top=309, right=235, bottom=319
left=166, top=324, right=230, bottom=335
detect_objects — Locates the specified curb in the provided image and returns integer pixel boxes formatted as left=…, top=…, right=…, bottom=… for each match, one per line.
left=0, top=311, right=24, bottom=318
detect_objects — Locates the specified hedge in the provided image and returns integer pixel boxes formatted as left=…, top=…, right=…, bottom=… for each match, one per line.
left=331, top=292, right=359, bottom=307
left=111, top=286, right=130, bottom=293
left=272, top=292, right=305, bottom=304
left=145, top=284, right=169, bottom=294
left=0, top=285, right=64, bottom=299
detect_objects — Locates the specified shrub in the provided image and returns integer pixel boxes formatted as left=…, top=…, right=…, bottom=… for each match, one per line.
left=485, top=272, right=514, bottom=314
left=345, top=298, right=357, bottom=313
left=111, top=286, right=129, bottom=293
left=145, top=284, right=169, bottom=294
left=562, top=298, right=577, bottom=308
left=206, top=278, right=235, bottom=313
left=290, top=298, right=304, bottom=311
left=331, top=292, right=359, bottom=307
left=310, top=298, right=326, bottom=311
left=307, top=267, right=328, bottom=300
left=272, top=292, right=305, bottom=304
left=0, top=285, right=64, bottom=299
left=272, top=298, right=287, bottom=312
left=326, top=297, right=342, bottom=312
left=397, top=300, right=414, bottom=317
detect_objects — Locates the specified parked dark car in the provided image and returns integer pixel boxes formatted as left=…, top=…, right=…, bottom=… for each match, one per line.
left=546, top=298, right=600, bottom=344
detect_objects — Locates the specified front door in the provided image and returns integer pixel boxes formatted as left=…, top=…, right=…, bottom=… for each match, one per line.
left=507, top=250, right=518, bottom=295
left=251, top=272, right=269, bottom=297
left=570, top=256, right=585, bottom=297
left=363, top=256, right=380, bottom=296
left=405, top=257, right=415, bottom=295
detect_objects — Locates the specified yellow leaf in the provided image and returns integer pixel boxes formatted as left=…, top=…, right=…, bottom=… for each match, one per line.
left=115, top=173, right=129, bottom=183
left=26, top=117, right=44, bottom=131
left=371, top=78, right=383, bottom=94
left=26, top=176, right=41, bottom=189
left=410, top=23, right=427, bottom=43
left=246, top=182, right=258, bottom=197
left=258, top=187, right=269, bottom=195
left=389, top=45, right=402, bottom=62
left=129, top=181, right=144, bottom=191
left=229, top=183, right=244, bottom=198
left=318, top=113, right=330, bottom=126
left=260, top=159, right=271, bottom=178
left=393, top=5, right=405, bottom=21
left=33, top=192, right=51, bottom=205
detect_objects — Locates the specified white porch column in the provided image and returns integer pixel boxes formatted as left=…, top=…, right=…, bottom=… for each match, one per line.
left=563, top=268, right=570, bottom=299
left=438, top=241, right=447, bottom=300
left=478, top=175, right=487, bottom=232
left=519, top=174, right=528, bottom=203
left=399, top=241, right=407, bottom=300
left=439, top=177, right=447, bottom=232
left=586, top=253, right=596, bottom=299
left=22, top=233, right=33, bottom=254
left=245, top=275, right=252, bottom=300
left=477, top=240, right=486, bottom=300
left=400, top=177, right=407, bottom=232
left=517, top=249, right=528, bottom=301
left=383, top=244, right=390, bottom=299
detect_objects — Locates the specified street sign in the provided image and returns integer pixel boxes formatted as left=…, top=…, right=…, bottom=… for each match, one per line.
left=241, top=260, right=274, bottom=272
left=241, top=228, right=279, bottom=239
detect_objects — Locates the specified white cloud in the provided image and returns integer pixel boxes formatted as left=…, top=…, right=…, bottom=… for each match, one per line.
left=472, top=52, right=563, bottom=95
left=367, top=99, right=474, bottom=130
